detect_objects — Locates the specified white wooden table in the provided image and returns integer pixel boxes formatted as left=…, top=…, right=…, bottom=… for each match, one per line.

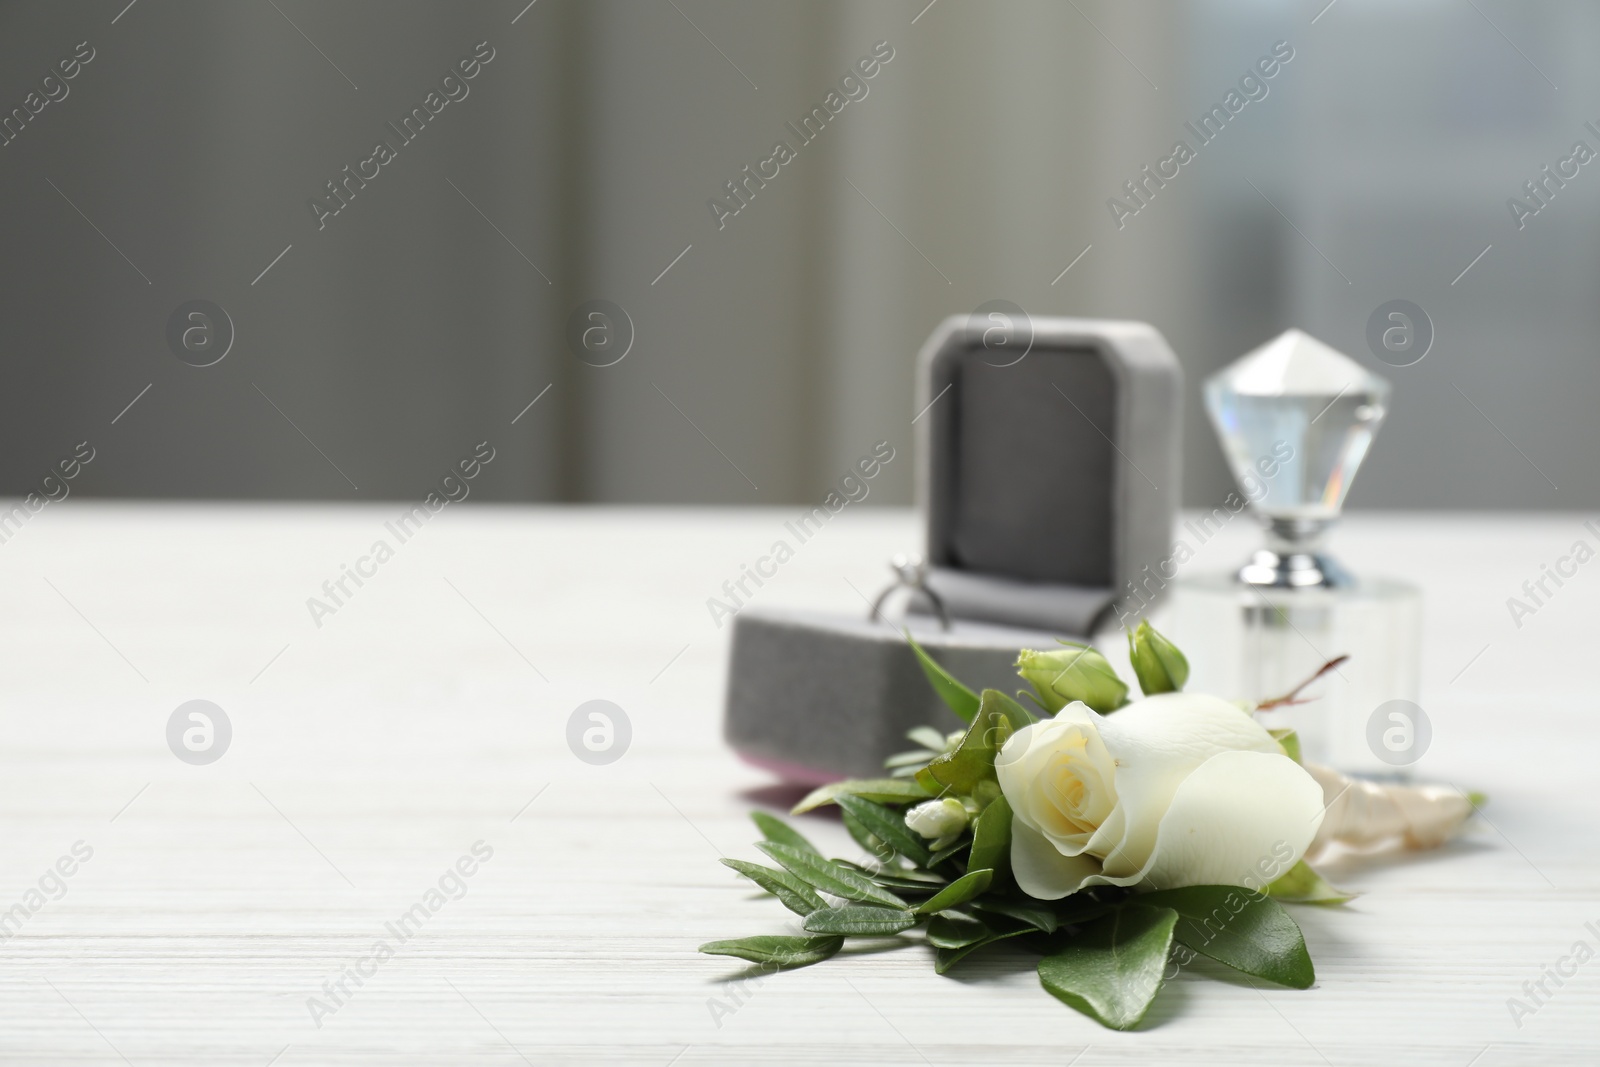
left=0, top=503, right=1593, bottom=1065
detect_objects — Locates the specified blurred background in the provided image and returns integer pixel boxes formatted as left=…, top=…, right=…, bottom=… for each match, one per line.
left=0, top=0, right=1592, bottom=509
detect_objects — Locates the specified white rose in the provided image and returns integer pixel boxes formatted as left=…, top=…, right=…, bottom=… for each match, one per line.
left=995, top=692, right=1326, bottom=898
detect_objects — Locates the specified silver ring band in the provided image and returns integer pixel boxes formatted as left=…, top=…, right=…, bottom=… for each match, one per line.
left=868, top=553, right=951, bottom=630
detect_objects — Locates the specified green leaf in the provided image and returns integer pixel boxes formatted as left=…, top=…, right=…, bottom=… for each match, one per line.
left=966, top=794, right=1012, bottom=876
left=1054, top=893, right=1116, bottom=927
left=755, top=841, right=908, bottom=909
left=835, top=795, right=934, bottom=868
left=906, top=633, right=980, bottom=724
left=907, top=726, right=949, bottom=752
left=934, top=916, right=1033, bottom=974
left=1139, top=886, right=1314, bottom=989
left=915, top=868, right=994, bottom=915
left=970, top=895, right=1062, bottom=934
left=803, top=905, right=918, bottom=936
left=720, top=858, right=826, bottom=916
left=926, top=841, right=968, bottom=868
left=751, top=812, right=820, bottom=855
left=700, top=934, right=843, bottom=969
left=985, top=688, right=1038, bottom=728
left=935, top=936, right=1027, bottom=974
left=1037, top=904, right=1178, bottom=1031
left=840, top=810, right=892, bottom=863
left=927, top=911, right=991, bottom=949
left=1268, top=728, right=1302, bottom=764
left=792, top=777, right=933, bottom=814
left=914, top=689, right=1021, bottom=797
left=1266, top=861, right=1356, bottom=905
left=855, top=867, right=948, bottom=892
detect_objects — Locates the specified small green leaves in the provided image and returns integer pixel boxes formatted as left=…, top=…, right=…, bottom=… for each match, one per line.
left=886, top=726, right=952, bottom=778
left=720, top=859, right=826, bottom=916
left=906, top=633, right=981, bottom=724
left=885, top=749, right=939, bottom=778
left=835, top=795, right=934, bottom=868
left=1037, top=904, right=1179, bottom=1030
left=1126, top=619, right=1189, bottom=696
left=1140, top=886, right=1314, bottom=989
left=699, top=934, right=844, bottom=969
left=915, top=869, right=994, bottom=915
left=792, top=777, right=932, bottom=815
left=966, top=794, right=1012, bottom=877
left=755, top=842, right=907, bottom=909
left=914, top=689, right=1022, bottom=797
left=751, top=812, right=820, bottom=855
left=1016, top=644, right=1128, bottom=714
left=804, top=905, right=918, bottom=936
left=1266, top=861, right=1356, bottom=905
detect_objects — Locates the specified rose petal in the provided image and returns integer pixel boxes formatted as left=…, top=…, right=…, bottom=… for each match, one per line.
left=1009, top=818, right=1109, bottom=899
left=1084, top=802, right=1126, bottom=871
left=1094, top=693, right=1283, bottom=874
left=997, top=702, right=1114, bottom=856
left=1137, top=749, right=1325, bottom=891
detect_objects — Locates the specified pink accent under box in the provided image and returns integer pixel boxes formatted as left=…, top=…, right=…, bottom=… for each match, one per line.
left=734, top=748, right=845, bottom=788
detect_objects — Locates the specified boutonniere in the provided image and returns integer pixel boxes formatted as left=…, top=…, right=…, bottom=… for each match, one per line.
left=702, top=622, right=1479, bottom=1030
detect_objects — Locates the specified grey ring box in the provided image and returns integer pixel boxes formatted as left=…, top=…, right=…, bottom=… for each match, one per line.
left=724, top=316, right=1183, bottom=783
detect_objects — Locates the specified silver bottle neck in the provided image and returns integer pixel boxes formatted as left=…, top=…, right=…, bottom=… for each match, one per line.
left=1236, top=516, right=1352, bottom=588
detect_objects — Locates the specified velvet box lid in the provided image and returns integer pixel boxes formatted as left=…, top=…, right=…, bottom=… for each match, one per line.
left=914, top=315, right=1183, bottom=634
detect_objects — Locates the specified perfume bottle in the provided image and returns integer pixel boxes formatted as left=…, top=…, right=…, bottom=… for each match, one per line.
left=1167, top=329, right=1422, bottom=778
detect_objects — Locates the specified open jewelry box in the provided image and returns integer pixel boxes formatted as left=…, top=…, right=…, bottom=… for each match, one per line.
left=724, top=315, right=1183, bottom=782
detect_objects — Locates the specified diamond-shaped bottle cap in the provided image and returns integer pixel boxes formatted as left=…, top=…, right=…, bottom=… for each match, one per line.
left=1204, top=329, right=1390, bottom=523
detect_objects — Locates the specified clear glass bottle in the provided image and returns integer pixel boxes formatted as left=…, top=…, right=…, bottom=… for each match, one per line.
left=1166, top=329, right=1422, bottom=778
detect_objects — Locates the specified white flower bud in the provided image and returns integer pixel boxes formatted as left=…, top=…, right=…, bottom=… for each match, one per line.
left=905, top=798, right=968, bottom=840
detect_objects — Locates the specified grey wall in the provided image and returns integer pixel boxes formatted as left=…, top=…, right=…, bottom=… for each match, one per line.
left=1, top=0, right=1595, bottom=509
left=1, top=0, right=570, bottom=502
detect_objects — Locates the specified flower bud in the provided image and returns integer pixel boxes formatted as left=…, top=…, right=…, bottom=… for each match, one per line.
left=1016, top=645, right=1128, bottom=714
left=904, top=798, right=968, bottom=840
left=1126, top=619, right=1190, bottom=695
